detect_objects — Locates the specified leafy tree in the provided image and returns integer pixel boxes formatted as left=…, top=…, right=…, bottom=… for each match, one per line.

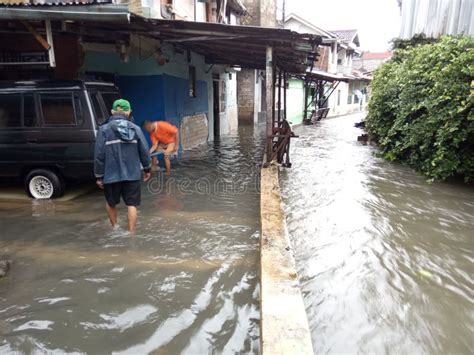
left=367, top=36, right=474, bottom=182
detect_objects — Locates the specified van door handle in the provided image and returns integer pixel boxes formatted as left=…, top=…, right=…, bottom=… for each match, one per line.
left=27, top=139, right=38, bottom=143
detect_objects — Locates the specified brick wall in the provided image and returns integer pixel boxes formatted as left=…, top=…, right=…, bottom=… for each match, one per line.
left=315, top=46, right=330, bottom=71
left=238, top=0, right=276, bottom=124
left=237, top=69, right=256, bottom=124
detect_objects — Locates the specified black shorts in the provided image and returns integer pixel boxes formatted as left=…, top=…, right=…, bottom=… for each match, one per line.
left=104, top=180, right=141, bottom=207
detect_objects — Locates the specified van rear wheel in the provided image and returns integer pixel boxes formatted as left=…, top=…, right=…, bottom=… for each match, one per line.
left=25, top=169, right=65, bottom=199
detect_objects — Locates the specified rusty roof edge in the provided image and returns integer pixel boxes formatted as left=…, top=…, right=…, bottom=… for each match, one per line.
left=0, top=4, right=130, bottom=22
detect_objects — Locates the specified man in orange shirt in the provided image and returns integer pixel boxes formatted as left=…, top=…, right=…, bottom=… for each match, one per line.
left=143, top=120, right=179, bottom=175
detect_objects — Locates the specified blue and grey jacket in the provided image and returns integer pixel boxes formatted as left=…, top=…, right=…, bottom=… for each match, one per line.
left=94, top=114, right=151, bottom=184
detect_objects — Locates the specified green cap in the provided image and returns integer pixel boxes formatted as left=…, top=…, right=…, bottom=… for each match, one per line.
left=112, top=99, right=131, bottom=112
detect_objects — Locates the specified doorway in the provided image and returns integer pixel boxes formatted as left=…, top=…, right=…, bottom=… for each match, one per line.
left=213, top=80, right=220, bottom=138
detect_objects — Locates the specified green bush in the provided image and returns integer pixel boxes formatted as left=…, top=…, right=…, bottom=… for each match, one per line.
left=367, top=36, right=474, bottom=182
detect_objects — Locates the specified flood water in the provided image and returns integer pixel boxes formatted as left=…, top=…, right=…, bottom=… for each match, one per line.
left=0, top=126, right=264, bottom=354
left=281, top=113, right=474, bottom=354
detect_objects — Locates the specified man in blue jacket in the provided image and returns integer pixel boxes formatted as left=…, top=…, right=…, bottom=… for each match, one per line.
left=94, top=99, right=151, bottom=232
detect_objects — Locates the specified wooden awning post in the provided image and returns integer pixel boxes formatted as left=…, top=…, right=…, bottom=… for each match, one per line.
left=265, top=46, right=274, bottom=163
left=283, top=72, right=287, bottom=121
left=272, top=65, right=276, bottom=129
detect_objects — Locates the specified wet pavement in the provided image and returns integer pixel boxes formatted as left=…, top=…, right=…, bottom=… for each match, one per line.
left=281, top=113, right=474, bottom=354
left=0, top=126, right=264, bottom=354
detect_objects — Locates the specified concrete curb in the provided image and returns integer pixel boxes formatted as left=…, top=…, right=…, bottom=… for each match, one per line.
left=260, top=163, right=314, bottom=354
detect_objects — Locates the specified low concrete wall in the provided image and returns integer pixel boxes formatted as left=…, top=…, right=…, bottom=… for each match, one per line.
left=260, top=163, right=314, bottom=354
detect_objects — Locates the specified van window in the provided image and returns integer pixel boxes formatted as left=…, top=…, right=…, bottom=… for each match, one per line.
left=40, top=93, right=76, bottom=126
left=101, top=92, right=120, bottom=115
left=90, top=92, right=106, bottom=125
left=0, top=94, right=22, bottom=128
left=23, top=94, right=38, bottom=127
left=73, top=93, right=84, bottom=126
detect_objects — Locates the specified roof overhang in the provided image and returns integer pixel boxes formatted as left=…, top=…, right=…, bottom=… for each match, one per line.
left=284, top=13, right=337, bottom=40
left=132, top=17, right=321, bottom=73
left=303, top=69, right=349, bottom=83
left=0, top=9, right=321, bottom=73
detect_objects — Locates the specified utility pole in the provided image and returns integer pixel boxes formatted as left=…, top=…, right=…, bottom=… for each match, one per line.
left=194, top=0, right=197, bottom=21
left=282, top=0, right=285, bottom=22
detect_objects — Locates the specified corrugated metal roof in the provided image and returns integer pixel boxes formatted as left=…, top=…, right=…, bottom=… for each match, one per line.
left=0, top=12, right=321, bottom=74
left=0, top=0, right=111, bottom=5
left=399, top=0, right=474, bottom=38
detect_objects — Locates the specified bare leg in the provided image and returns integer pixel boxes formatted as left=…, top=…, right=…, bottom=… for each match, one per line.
left=164, top=155, right=171, bottom=175
left=127, top=206, right=138, bottom=233
left=152, top=156, right=158, bottom=168
left=106, top=203, right=118, bottom=228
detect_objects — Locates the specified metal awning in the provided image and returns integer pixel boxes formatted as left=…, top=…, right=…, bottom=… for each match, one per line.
left=129, top=16, right=321, bottom=73
left=306, top=69, right=349, bottom=83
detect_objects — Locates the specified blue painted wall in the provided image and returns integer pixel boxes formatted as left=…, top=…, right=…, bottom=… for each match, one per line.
left=161, top=74, right=208, bottom=127
left=115, top=74, right=208, bottom=144
left=116, top=75, right=166, bottom=126
left=81, top=50, right=212, bottom=145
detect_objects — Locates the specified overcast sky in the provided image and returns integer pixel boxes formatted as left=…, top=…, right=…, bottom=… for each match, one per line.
left=282, top=0, right=402, bottom=52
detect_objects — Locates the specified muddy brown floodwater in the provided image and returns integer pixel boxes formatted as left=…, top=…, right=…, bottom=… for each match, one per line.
left=281, top=113, right=474, bottom=354
left=0, top=126, right=264, bottom=354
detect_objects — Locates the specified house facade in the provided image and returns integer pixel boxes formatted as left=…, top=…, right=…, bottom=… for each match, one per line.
left=283, top=13, right=369, bottom=124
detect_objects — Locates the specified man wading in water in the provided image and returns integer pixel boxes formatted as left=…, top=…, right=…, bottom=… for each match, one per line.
left=143, top=120, right=179, bottom=175
left=94, top=99, right=151, bottom=232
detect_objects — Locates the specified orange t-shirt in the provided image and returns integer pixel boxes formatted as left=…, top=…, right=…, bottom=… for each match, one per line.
left=150, top=121, right=178, bottom=145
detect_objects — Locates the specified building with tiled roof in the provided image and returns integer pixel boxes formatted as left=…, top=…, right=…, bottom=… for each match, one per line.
left=354, top=52, right=393, bottom=73
left=329, top=29, right=360, bottom=47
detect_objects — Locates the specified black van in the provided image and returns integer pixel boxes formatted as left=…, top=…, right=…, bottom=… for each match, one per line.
left=0, top=80, right=121, bottom=199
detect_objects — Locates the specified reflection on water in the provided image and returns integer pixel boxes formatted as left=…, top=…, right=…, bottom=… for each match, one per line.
left=281, top=113, right=474, bottom=354
left=0, top=126, right=264, bottom=354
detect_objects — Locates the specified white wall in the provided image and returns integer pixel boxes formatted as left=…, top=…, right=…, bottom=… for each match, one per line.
left=326, top=80, right=368, bottom=117
left=224, top=71, right=238, bottom=133
left=210, top=69, right=239, bottom=136
left=253, top=70, right=263, bottom=124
